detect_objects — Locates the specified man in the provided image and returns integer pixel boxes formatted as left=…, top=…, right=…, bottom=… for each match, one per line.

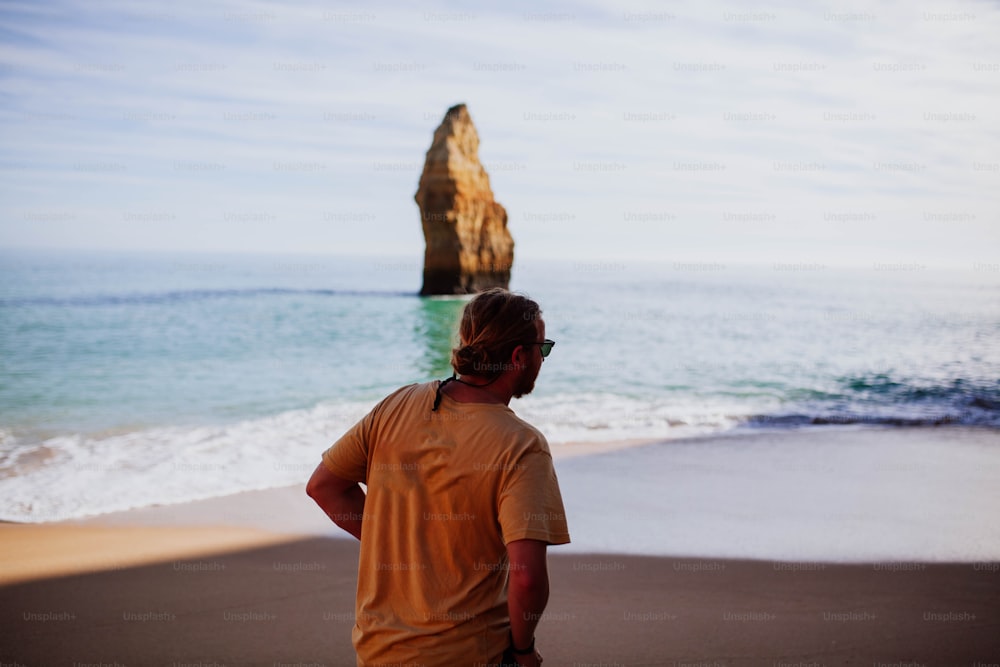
left=307, top=288, right=570, bottom=667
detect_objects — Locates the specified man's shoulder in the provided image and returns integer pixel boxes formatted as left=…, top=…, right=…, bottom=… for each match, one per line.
left=486, top=409, right=551, bottom=454
left=389, top=380, right=435, bottom=397
left=506, top=412, right=545, bottom=439
left=376, top=381, right=436, bottom=409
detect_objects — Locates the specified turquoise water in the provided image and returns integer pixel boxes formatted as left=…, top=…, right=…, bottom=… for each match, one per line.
left=1, top=248, right=998, bottom=520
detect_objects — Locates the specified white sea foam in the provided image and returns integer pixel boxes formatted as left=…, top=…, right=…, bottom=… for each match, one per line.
left=515, top=392, right=754, bottom=442
left=0, top=392, right=740, bottom=522
left=0, top=400, right=373, bottom=522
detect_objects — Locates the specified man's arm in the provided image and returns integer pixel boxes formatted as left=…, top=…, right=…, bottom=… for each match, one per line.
left=507, top=538, right=549, bottom=666
left=306, top=462, right=366, bottom=540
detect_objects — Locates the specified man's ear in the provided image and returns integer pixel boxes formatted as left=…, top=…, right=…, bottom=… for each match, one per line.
left=509, top=344, right=527, bottom=368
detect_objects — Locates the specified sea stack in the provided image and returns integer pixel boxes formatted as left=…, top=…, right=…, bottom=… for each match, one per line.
left=415, top=104, right=514, bottom=296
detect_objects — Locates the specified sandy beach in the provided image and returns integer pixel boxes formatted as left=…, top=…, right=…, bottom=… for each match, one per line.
left=2, top=524, right=998, bottom=666
left=3, top=427, right=999, bottom=665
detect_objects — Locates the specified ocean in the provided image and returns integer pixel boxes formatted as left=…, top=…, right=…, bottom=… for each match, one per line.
left=1, top=248, right=999, bottom=523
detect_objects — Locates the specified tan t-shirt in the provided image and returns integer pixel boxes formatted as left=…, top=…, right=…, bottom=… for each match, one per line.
left=322, top=381, right=570, bottom=667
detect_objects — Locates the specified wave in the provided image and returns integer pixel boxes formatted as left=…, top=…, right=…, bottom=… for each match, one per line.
left=0, top=400, right=376, bottom=523
left=746, top=413, right=996, bottom=427
left=1, top=379, right=997, bottom=522
left=0, top=392, right=743, bottom=522
left=0, top=287, right=416, bottom=308
left=845, top=373, right=999, bottom=404
left=746, top=373, right=1000, bottom=428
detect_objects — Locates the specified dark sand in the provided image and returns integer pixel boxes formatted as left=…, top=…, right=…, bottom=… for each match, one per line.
left=2, top=525, right=998, bottom=666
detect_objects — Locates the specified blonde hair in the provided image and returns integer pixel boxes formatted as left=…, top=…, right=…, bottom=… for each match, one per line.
left=451, top=288, right=541, bottom=377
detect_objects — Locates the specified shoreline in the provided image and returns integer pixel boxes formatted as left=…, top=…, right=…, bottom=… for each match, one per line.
left=3, top=418, right=996, bottom=526
left=1, top=425, right=995, bottom=558
left=0, top=434, right=666, bottom=528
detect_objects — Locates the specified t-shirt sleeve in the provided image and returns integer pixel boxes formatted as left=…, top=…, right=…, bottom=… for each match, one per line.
left=497, top=448, right=571, bottom=546
left=322, top=409, right=375, bottom=484
left=320, top=383, right=421, bottom=485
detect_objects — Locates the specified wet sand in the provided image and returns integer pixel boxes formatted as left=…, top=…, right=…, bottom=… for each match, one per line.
left=2, top=524, right=998, bottom=666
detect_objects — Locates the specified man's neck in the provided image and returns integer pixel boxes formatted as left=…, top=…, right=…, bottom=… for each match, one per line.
left=441, top=375, right=512, bottom=406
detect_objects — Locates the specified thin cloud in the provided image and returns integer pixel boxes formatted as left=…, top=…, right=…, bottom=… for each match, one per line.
left=0, top=0, right=997, bottom=265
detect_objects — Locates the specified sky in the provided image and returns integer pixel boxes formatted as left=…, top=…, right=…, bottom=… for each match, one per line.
left=0, top=0, right=998, bottom=268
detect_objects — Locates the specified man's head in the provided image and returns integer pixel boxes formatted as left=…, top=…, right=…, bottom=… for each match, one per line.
left=451, top=288, right=546, bottom=397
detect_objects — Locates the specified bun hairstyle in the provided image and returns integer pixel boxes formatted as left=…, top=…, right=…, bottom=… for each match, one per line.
left=451, top=288, right=542, bottom=378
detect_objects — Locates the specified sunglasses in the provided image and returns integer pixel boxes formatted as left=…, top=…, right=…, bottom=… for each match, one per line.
left=524, top=339, right=555, bottom=358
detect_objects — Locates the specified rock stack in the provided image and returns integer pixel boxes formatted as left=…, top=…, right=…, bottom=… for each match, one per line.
left=415, top=104, right=514, bottom=296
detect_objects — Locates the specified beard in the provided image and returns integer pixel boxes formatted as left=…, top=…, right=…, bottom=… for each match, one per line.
left=511, top=363, right=539, bottom=399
